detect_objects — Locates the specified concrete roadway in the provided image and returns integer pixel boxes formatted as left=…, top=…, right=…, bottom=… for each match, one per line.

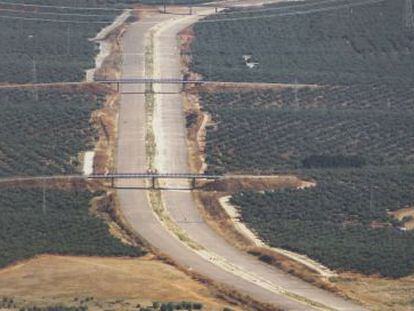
left=116, top=7, right=365, bottom=311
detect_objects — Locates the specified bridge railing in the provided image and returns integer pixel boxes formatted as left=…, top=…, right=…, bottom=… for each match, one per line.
left=95, top=78, right=206, bottom=93
left=95, top=78, right=205, bottom=84
left=88, top=173, right=223, bottom=189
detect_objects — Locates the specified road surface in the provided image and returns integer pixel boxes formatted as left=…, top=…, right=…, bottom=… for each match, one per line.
left=115, top=6, right=365, bottom=311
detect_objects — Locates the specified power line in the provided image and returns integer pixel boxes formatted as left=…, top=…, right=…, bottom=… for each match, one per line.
left=210, top=0, right=364, bottom=17
left=0, top=0, right=382, bottom=19
left=0, top=7, right=124, bottom=17
left=198, top=0, right=385, bottom=23
left=0, top=0, right=127, bottom=11
left=0, top=14, right=113, bottom=23
left=0, top=0, right=385, bottom=24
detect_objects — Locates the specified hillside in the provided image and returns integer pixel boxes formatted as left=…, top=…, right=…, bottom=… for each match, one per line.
left=0, top=0, right=145, bottom=272
left=191, top=0, right=414, bottom=84
left=190, top=0, right=414, bottom=280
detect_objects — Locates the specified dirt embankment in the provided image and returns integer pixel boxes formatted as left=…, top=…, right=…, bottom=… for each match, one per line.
left=91, top=91, right=119, bottom=175
left=193, top=185, right=340, bottom=294
left=183, top=104, right=340, bottom=294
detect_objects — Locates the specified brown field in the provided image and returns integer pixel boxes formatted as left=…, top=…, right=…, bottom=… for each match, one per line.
left=333, top=273, right=414, bottom=311
left=0, top=255, right=236, bottom=310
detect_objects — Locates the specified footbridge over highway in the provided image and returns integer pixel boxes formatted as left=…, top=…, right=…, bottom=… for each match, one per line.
left=0, top=173, right=223, bottom=190
left=95, top=78, right=206, bottom=93
left=88, top=172, right=223, bottom=189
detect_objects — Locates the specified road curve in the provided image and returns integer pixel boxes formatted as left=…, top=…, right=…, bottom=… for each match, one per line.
left=115, top=6, right=365, bottom=311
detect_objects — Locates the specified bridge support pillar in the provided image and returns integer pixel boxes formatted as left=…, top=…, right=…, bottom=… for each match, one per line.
left=215, top=7, right=218, bottom=13
left=146, top=81, right=154, bottom=94
left=191, top=177, right=196, bottom=189
left=151, top=176, right=156, bottom=189
left=111, top=177, right=114, bottom=188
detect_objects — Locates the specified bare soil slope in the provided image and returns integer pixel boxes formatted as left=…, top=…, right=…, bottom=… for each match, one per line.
left=0, top=255, right=233, bottom=310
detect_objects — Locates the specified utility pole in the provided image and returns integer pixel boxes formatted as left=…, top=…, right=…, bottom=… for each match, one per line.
left=66, top=25, right=71, bottom=55
left=42, top=179, right=47, bottom=215
left=27, top=34, right=38, bottom=101
left=32, top=56, right=38, bottom=101
left=369, top=186, right=374, bottom=214
left=21, top=53, right=38, bottom=101
left=294, top=78, right=299, bottom=109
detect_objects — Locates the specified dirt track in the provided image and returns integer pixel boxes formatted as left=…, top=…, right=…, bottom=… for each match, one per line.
left=115, top=4, right=365, bottom=311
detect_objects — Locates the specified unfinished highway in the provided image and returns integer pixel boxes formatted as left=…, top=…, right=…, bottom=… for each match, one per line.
left=115, top=5, right=365, bottom=311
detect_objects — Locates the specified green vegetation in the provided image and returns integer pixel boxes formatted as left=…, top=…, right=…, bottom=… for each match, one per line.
left=200, top=85, right=414, bottom=173
left=15, top=301, right=217, bottom=311
left=139, top=301, right=233, bottom=311
left=0, top=187, right=144, bottom=269
left=140, top=301, right=204, bottom=311
left=0, top=0, right=138, bottom=84
left=0, top=88, right=104, bottom=177
left=200, top=87, right=414, bottom=277
left=191, top=0, right=414, bottom=84
left=232, top=168, right=414, bottom=278
left=0, top=1, right=145, bottom=270
left=0, top=297, right=17, bottom=309
left=193, top=0, right=414, bottom=277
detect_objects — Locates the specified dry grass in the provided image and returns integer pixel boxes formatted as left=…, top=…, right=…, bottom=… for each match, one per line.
left=199, top=176, right=312, bottom=192
left=0, top=255, right=234, bottom=310
left=92, top=92, right=119, bottom=175
left=183, top=94, right=207, bottom=173
left=333, top=273, right=414, bottom=311
left=194, top=191, right=253, bottom=250
left=94, top=19, right=125, bottom=81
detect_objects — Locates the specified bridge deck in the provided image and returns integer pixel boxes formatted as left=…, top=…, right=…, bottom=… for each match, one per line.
left=88, top=173, right=223, bottom=179
left=95, top=78, right=205, bottom=85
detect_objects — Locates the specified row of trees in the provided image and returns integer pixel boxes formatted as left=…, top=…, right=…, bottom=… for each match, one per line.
left=201, top=83, right=414, bottom=112
left=231, top=168, right=414, bottom=277
left=0, top=187, right=144, bottom=269
left=0, top=0, right=143, bottom=84
left=193, top=0, right=414, bottom=277
left=0, top=0, right=146, bottom=271
left=191, top=0, right=414, bottom=85
left=0, top=88, right=104, bottom=177
left=201, top=89, right=414, bottom=173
